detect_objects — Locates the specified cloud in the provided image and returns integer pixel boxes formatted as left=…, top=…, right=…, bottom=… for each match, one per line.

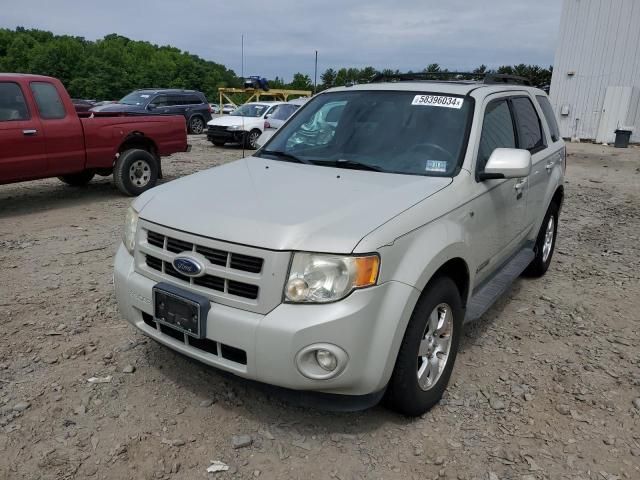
left=0, top=0, right=561, bottom=80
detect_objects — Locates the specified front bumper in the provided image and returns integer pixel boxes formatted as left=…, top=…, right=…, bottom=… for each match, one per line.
left=114, top=244, right=419, bottom=396
left=206, top=128, right=245, bottom=143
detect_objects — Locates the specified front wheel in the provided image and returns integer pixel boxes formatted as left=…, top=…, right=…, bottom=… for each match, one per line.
left=523, top=202, right=559, bottom=277
left=113, top=149, right=159, bottom=196
left=386, top=276, right=463, bottom=416
left=58, top=170, right=95, bottom=187
left=244, top=129, right=261, bottom=149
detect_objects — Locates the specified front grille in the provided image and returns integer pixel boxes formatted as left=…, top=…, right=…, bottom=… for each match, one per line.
left=208, top=125, right=229, bottom=133
left=137, top=222, right=290, bottom=315
left=145, top=254, right=257, bottom=300
left=147, top=231, right=263, bottom=274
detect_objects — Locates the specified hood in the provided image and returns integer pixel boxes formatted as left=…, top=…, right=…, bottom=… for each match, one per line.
left=138, top=157, right=452, bottom=252
left=91, top=103, right=144, bottom=113
left=207, top=116, right=257, bottom=127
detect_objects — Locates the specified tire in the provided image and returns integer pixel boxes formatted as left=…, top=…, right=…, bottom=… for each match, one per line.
left=188, top=116, right=205, bottom=135
left=113, top=149, right=159, bottom=196
left=244, top=129, right=261, bottom=149
left=523, top=202, right=559, bottom=277
left=57, top=170, right=95, bottom=187
left=386, top=276, right=463, bottom=416
left=212, top=141, right=226, bottom=147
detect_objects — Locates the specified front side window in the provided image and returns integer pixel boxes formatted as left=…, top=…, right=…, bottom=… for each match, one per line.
left=152, top=96, right=170, bottom=107
left=477, top=99, right=516, bottom=171
left=30, top=82, right=65, bottom=120
left=536, top=95, right=560, bottom=142
left=511, top=97, right=544, bottom=152
left=0, top=82, right=30, bottom=121
left=258, top=91, right=473, bottom=176
left=231, top=104, right=269, bottom=118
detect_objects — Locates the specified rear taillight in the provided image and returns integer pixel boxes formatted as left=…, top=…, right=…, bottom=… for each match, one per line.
left=208, top=104, right=212, bottom=113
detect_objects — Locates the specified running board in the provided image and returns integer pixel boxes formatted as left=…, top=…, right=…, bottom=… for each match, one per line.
left=464, top=248, right=535, bottom=323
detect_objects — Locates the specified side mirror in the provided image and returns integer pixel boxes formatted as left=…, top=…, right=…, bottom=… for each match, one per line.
left=479, top=148, right=531, bottom=180
left=147, top=103, right=156, bottom=111
left=265, top=113, right=272, bottom=119
left=255, top=130, right=275, bottom=149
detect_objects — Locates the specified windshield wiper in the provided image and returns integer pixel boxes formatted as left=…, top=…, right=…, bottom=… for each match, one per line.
left=259, top=150, right=312, bottom=164
left=319, top=159, right=387, bottom=172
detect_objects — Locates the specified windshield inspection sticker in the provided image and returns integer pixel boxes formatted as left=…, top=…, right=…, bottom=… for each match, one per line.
left=425, top=160, right=448, bottom=173
left=412, top=95, right=464, bottom=109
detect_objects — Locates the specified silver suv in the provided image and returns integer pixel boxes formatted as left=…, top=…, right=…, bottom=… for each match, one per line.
left=114, top=74, right=565, bottom=416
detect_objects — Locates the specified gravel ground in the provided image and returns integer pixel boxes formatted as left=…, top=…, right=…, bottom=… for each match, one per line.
left=0, top=138, right=638, bottom=480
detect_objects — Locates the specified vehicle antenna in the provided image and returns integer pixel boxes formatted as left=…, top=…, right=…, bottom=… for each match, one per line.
left=241, top=34, right=246, bottom=158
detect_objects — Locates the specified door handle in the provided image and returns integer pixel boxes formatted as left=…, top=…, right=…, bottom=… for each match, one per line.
left=545, top=160, right=555, bottom=172
left=23, top=129, right=38, bottom=136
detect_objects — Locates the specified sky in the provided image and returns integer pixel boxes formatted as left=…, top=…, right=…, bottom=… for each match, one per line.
left=0, top=0, right=563, bottom=81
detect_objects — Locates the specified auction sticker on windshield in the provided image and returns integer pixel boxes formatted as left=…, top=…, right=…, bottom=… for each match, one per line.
left=412, top=95, right=464, bottom=109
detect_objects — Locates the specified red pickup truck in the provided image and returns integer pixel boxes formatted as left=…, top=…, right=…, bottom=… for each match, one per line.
left=0, top=74, right=189, bottom=196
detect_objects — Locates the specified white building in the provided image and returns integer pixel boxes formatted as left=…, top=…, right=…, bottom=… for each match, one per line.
left=550, top=0, right=640, bottom=143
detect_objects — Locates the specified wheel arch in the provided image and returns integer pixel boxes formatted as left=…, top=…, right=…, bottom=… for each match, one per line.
left=116, top=132, right=161, bottom=178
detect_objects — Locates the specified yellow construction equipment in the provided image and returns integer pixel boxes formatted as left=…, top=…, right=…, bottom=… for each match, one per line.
left=218, top=87, right=312, bottom=110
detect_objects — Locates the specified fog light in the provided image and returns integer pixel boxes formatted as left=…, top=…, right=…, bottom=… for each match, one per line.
left=315, top=349, right=338, bottom=371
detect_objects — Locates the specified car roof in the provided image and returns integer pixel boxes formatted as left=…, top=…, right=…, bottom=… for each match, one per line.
left=0, top=73, right=57, bottom=82
left=133, top=89, right=203, bottom=95
left=245, top=101, right=285, bottom=105
left=325, top=81, right=547, bottom=98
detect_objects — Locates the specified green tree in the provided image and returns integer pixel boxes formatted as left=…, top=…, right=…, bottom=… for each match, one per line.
left=289, top=72, right=312, bottom=90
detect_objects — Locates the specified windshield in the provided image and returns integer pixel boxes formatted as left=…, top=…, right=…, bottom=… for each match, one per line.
left=119, top=92, right=153, bottom=106
left=231, top=104, right=269, bottom=118
left=257, top=91, right=472, bottom=176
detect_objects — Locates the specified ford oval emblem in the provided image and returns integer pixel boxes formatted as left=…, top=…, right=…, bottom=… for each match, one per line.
left=172, top=256, right=204, bottom=277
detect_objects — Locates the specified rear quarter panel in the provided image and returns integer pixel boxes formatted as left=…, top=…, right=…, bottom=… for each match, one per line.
left=80, top=115, right=187, bottom=169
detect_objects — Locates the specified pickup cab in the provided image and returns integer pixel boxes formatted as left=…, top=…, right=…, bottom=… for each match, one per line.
left=114, top=75, right=565, bottom=415
left=0, top=74, right=189, bottom=196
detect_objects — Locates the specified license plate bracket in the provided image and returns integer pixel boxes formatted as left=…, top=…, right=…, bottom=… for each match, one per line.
left=152, top=282, right=210, bottom=339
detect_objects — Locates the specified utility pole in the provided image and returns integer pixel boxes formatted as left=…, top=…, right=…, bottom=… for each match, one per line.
left=241, top=34, right=244, bottom=79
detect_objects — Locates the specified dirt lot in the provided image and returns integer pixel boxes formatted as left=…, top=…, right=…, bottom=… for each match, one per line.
left=0, top=138, right=639, bottom=480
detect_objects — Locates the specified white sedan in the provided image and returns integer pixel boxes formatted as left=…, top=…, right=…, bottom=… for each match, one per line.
left=206, top=102, right=285, bottom=149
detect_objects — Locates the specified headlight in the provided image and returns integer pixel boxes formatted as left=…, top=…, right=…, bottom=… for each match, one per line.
left=227, top=125, right=242, bottom=131
left=284, top=253, right=380, bottom=303
left=122, top=206, right=139, bottom=254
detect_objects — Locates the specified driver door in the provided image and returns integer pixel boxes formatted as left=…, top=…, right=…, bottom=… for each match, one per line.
left=468, top=96, right=529, bottom=284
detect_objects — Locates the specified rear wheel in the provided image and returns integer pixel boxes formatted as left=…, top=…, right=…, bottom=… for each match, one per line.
left=523, top=202, right=559, bottom=277
left=188, top=116, right=205, bottom=134
left=113, top=149, right=159, bottom=196
left=58, top=170, right=95, bottom=186
left=386, top=276, right=463, bottom=416
left=244, top=129, right=261, bottom=149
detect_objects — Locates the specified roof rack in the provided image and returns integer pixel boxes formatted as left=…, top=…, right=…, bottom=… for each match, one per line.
left=369, top=71, right=531, bottom=86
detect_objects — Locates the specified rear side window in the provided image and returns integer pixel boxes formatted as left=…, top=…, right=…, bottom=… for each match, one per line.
left=0, top=82, right=30, bottom=121
left=271, top=104, right=298, bottom=121
left=477, top=99, right=516, bottom=171
left=30, top=82, right=66, bottom=119
left=536, top=95, right=560, bottom=142
left=511, top=97, right=544, bottom=152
